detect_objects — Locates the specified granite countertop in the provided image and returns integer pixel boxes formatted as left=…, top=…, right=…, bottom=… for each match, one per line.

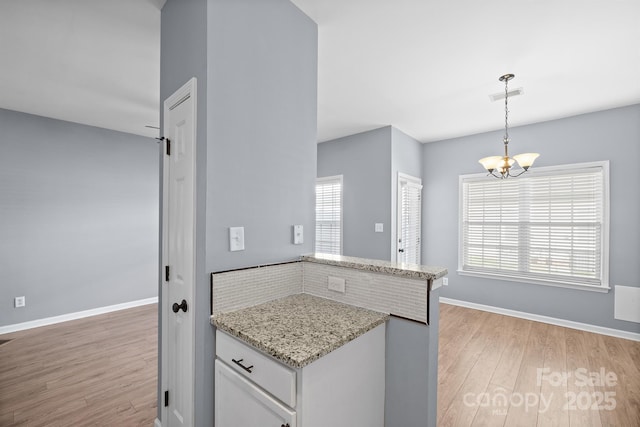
left=212, top=293, right=388, bottom=369
left=302, top=253, right=448, bottom=280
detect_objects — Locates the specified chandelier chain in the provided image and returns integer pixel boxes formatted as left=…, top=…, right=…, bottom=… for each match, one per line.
left=478, top=73, right=539, bottom=179
left=504, top=76, right=509, bottom=145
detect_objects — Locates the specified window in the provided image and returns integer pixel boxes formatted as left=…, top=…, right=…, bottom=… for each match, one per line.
left=459, top=162, right=609, bottom=291
left=315, top=175, right=342, bottom=254
left=397, top=173, right=422, bottom=264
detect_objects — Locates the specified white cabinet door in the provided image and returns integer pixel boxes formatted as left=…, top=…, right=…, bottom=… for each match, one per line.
left=215, top=360, right=296, bottom=427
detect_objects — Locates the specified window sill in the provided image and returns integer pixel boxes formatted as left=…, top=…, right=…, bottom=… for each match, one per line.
left=456, top=270, right=610, bottom=293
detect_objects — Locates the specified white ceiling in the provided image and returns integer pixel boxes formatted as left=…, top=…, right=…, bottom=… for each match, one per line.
left=0, top=0, right=162, bottom=138
left=291, top=0, right=640, bottom=142
left=1, top=0, right=639, bottom=142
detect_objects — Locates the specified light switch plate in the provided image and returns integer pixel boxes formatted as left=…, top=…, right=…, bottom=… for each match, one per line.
left=229, top=227, right=245, bottom=251
left=293, top=225, right=303, bottom=244
left=375, top=223, right=384, bottom=233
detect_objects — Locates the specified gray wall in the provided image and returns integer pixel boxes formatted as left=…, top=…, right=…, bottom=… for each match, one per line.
left=160, top=0, right=209, bottom=424
left=317, top=127, right=392, bottom=260
left=317, top=125, right=423, bottom=261
left=422, top=104, right=640, bottom=334
left=161, top=0, right=317, bottom=425
left=319, top=126, right=436, bottom=425
left=0, top=108, right=158, bottom=327
left=385, top=288, right=440, bottom=427
left=207, top=0, right=317, bottom=271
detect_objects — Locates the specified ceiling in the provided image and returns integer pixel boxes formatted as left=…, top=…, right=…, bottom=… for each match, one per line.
left=1, top=0, right=638, bottom=143
left=0, top=0, right=162, bottom=138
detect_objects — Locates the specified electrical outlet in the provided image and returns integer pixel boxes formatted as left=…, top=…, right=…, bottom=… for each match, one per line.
left=14, top=296, right=25, bottom=308
left=327, top=276, right=346, bottom=293
left=442, top=277, right=449, bottom=286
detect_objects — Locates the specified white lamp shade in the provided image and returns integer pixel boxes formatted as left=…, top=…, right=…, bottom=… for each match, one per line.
left=513, top=152, right=540, bottom=169
left=479, top=156, right=503, bottom=171
left=498, top=157, right=515, bottom=170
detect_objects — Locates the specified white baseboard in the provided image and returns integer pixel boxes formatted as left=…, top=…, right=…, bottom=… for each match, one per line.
left=440, top=297, right=640, bottom=342
left=154, top=418, right=162, bottom=427
left=0, top=297, right=158, bottom=335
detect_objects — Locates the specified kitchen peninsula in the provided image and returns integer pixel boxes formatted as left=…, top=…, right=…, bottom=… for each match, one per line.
left=211, top=254, right=447, bottom=427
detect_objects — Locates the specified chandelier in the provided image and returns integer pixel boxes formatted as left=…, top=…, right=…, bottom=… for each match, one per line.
left=479, top=74, right=539, bottom=178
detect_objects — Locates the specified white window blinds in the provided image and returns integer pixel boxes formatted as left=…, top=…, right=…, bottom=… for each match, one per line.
left=459, top=162, right=609, bottom=289
left=398, top=174, right=422, bottom=265
left=315, top=176, right=342, bottom=255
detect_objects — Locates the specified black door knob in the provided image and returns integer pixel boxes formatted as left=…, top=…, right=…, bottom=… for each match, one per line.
left=172, top=299, right=188, bottom=313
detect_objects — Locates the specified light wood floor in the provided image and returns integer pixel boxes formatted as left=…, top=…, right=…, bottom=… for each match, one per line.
left=2, top=303, right=638, bottom=426
left=0, top=304, right=158, bottom=426
left=438, top=303, right=640, bottom=427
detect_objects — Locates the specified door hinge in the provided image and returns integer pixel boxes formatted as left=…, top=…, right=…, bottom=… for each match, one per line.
left=164, top=390, right=169, bottom=407
left=156, top=136, right=171, bottom=155
left=165, top=265, right=170, bottom=282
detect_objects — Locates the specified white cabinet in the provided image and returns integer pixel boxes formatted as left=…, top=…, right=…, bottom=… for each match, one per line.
left=214, top=323, right=385, bottom=427
left=215, top=360, right=296, bottom=427
left=216, top=330, right=296, bottom=407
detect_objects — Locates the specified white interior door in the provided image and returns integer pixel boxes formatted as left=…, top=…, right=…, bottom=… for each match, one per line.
left=161, top=78, right=197, bottom=427
left=397, top=173, right=423, bottom=265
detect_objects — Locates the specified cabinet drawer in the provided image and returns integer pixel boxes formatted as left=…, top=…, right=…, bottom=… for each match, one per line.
left=215, top=360, right=296, bottom=427
left=216, top=330, right=296, bottom=407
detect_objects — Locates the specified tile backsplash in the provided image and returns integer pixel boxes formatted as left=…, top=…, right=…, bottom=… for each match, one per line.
left=211, top=259, right=429, bottom=323
left=211, top=262, right=302, bottom=316
left=302, top=262, right=428, bottom=323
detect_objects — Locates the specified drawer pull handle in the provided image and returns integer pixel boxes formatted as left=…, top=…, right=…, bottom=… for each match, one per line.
left=232, top=358, right=253, bottom=373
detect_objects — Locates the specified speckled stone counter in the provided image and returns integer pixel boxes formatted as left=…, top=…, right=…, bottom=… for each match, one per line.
left=211, top=293, right=388, bottom=369
left=301, top=253, right=448, bottom=280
